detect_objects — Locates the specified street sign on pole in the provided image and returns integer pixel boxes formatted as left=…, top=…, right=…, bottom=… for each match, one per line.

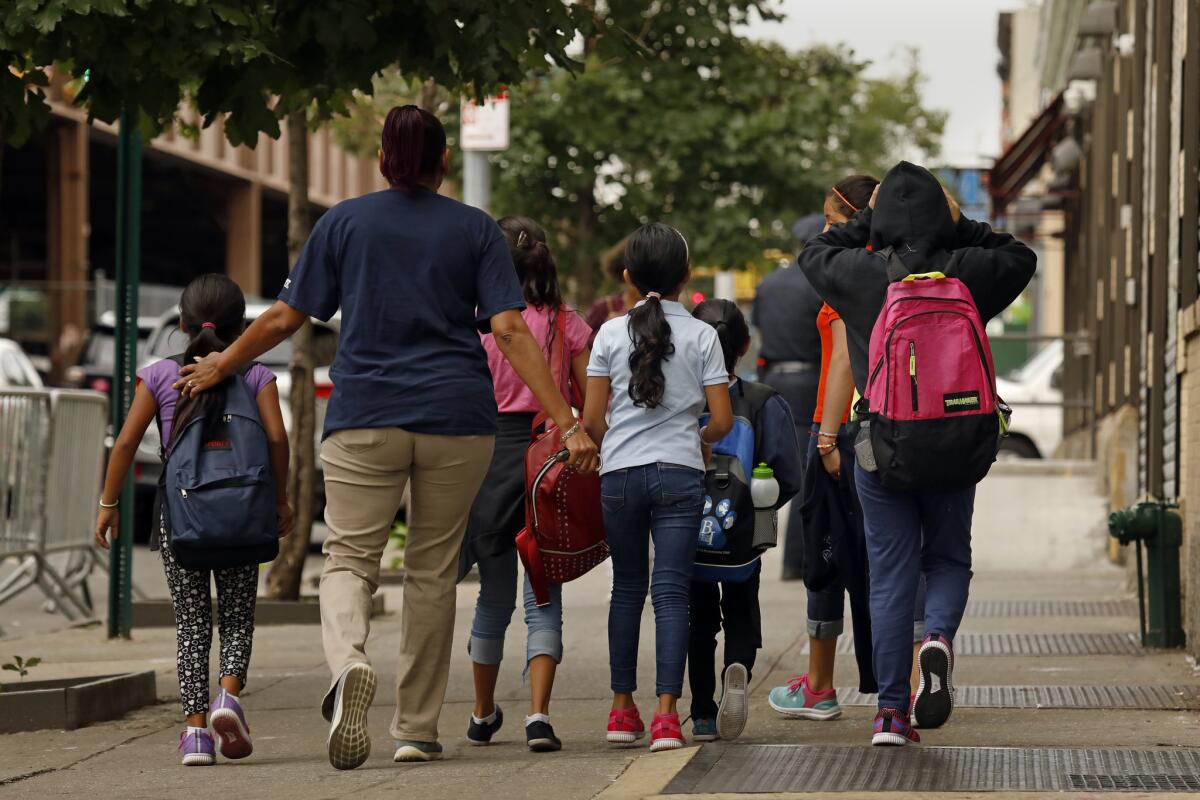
left=460, top=94, right=510, bottom=151
left=108, top=112, right=141, bottom=639
left=461, top=93, right=508, bottom=214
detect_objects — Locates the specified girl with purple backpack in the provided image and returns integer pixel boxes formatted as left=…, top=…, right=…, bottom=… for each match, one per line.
left=95, top=274, right=293, bottom=766
left=799, top=162, right=1035, bottom=746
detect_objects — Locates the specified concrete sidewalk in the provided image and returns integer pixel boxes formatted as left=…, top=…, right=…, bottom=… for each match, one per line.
left=3, top=474, right=1199, bottom=798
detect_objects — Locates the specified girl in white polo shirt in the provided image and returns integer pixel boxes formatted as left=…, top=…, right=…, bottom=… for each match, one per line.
left=582, top=222, right=733, bottom=753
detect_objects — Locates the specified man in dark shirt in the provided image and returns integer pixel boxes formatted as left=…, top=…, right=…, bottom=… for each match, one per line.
left=752, top=259, right=824, bottom=580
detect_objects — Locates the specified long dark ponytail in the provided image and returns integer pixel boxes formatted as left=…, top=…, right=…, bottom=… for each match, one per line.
left=498, top=216, right=563, bottom=311
left=692, top=299, right=749, bottom=375
left=169, top=274, right=246, bottom=448
left=625, top=222, right=690, bottom=408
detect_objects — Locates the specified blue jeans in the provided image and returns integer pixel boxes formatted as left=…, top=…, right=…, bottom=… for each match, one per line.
left=468, top=548, right=563, bottom=667
left=602, top=463, right=704, bottom=697
left=854, top=463, right=975, bottom=710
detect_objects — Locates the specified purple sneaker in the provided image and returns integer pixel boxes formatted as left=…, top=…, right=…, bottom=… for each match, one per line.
left=872, top=708, right=920, bottom=747
left=179, top=728, right=216, bottom=766
left=210, top=690, right=253, bottom=759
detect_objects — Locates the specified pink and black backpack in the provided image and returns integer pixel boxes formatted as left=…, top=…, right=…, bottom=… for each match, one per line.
left=857, top=255, right=1010, bottom=492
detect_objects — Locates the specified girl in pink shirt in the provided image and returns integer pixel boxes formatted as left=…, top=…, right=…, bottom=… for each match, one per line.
left=458, top=216, right=591, bottom=752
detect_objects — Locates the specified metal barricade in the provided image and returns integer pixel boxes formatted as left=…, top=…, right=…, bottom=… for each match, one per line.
left=0, top=388, right=108, bottom=630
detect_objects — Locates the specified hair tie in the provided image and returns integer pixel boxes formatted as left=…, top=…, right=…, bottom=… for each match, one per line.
left=201, top=322, right=217, bottom=330
left=831, top=186, right=859, bottom=213
left=645, top=292, right=662, bottom=301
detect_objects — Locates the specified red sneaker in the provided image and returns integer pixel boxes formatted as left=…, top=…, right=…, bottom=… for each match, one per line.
left=606, top=705, right=645, bottom=744
left=650, top=712, right=685, bottom=752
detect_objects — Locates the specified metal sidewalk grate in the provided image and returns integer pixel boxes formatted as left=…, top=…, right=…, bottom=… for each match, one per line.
left=662, top=745, right=1200, bottom=794
left=836, top=684, right=1200, bottom=710
left=1068, top=774, right=1200, bottom=791
left=804, top=631, right=1143, bottom=656
left=966, top=599, right=1138, bottom=617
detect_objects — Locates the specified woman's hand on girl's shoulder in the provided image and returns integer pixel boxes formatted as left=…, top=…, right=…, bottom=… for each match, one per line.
left=173, top=352, right=229, bottom=397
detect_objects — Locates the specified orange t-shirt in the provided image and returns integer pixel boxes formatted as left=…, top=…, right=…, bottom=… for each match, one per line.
left=813, top=303, right=851, bottom=425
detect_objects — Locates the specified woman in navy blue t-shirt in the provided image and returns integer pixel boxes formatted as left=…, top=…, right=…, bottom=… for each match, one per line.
left=179, top=106, right=597, bottom=769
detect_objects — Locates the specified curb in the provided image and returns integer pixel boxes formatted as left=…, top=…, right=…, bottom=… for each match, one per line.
left=598, top=746, right=700, bottom=800
left=0, top=670, right=157, bottom=733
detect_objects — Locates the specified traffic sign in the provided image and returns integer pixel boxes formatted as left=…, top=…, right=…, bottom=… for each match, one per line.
left=461, top=94, right=510, bottom=151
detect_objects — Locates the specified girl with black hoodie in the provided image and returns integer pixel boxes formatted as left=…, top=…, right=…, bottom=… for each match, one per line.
left=798, top=161, right=1036, bottom=746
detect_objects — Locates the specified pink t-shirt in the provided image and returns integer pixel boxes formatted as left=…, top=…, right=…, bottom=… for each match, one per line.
left=482, top=305, right=591, bottom=414
left=138, top=358, right=276, bottom=443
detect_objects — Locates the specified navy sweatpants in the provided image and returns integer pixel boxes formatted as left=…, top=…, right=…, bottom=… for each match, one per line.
left=854, top=463, right=975, bottom=710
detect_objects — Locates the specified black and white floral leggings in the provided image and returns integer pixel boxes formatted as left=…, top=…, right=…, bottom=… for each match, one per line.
left=159, top=523, right=259, bottom=715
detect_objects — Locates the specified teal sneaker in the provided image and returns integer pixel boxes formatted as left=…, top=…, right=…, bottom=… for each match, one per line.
left=692, top=717, right=718, bottom=741
left=768, top=674, right=842, bottom=720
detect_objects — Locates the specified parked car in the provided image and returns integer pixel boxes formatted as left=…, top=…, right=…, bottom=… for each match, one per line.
left=65, top=311, right=157, bottom=396
left=132, top=303, right=338, bottom=540
left=996, top=340, right=1063, bottom=459
left=0, top=338, right=44, bottom=389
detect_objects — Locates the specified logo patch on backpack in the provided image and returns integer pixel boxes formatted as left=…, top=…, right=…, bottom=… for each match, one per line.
left=943, top=391, right=982, bottom=413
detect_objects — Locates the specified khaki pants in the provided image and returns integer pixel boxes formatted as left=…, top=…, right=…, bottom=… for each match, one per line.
left=319, top=426, right=494, bottom=742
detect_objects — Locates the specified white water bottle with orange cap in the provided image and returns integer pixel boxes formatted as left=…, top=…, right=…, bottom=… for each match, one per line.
left=750, top=462, right=779, bottom=550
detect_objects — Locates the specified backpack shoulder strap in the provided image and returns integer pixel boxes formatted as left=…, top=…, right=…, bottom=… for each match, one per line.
left=736, top=380, right=777, bottom=420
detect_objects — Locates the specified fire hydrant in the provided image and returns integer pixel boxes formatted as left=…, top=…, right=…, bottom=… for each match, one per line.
left=1108, top=500, right=1185, bottom=648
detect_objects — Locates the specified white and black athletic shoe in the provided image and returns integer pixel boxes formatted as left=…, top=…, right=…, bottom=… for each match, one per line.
left=912, top=634, right=955, bottom=729
left=467, top=706, right=504, bottom=745
left=525, top=719, right=562, bottom=752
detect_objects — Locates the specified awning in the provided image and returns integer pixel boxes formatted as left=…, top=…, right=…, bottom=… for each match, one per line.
left=989, top=91, right=1066, bottom=214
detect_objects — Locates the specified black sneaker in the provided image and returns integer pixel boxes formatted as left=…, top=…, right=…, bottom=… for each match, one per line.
left=525, top=719, right=562, bottom=752
left=467, top=706, right=503, bottom=745
left=913, top=634, right=955, bottom=729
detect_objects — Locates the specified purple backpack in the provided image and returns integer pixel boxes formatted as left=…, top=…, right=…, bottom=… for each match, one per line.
left=857, top=264, right=1008, bottom=492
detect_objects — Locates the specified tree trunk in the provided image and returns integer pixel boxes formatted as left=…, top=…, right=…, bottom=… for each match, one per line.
left=418, top=79, right=438, bottom=112
left=265, top=109, right=317, bottom=601
left=573, top=187, right=600, bottom=307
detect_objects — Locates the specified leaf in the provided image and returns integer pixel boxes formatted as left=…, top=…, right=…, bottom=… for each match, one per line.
left=2, top=664, right=17, bottom=671
left=24, top=657, right=40, bottom=668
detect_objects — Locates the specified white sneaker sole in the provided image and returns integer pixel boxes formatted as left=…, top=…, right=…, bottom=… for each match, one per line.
left=327, top=663, right=377, bottom=770
left=180, top=752, right=215, bottom=766
left=716, top=663, right=748, bottom=740
left=606, top=731, right=645, bottom=744
left=768, top=697, right=843, bottom=720
left=649, top=737, right=684, bottom=752
left=393, top=745, right=443, bottom=762
left=692, top=732, right=719, bottom=742
left=210, top=708, right=253, bottom=760
left=872, top=731, right=918, bottom=747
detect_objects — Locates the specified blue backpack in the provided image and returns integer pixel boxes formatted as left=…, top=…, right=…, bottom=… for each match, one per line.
left=161, top=356, right=279, bottom=570
left=695, top=380, right=776, bottom=583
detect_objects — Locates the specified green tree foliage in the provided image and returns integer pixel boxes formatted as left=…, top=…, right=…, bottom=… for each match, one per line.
left=491, top=5, right=945, bottom=300
left=1, top=0, right=587, bottom=146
